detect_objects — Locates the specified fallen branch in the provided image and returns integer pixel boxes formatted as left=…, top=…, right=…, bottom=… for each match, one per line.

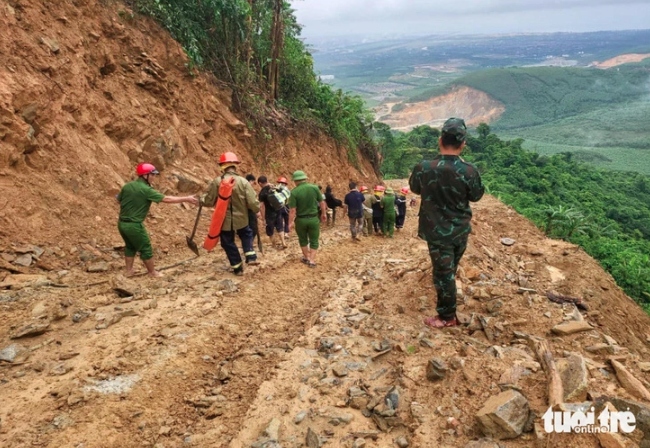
left=528, top=337, right=564, bottom=409
left=546, top=291, right=588, bottom=311
left=610, top=358, right=650, bottom=401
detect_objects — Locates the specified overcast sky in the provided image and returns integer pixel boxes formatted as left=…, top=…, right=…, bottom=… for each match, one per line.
left=290, top=0, right=650, bottom=38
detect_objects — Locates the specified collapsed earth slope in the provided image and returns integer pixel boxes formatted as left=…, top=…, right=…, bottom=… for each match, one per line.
left=376, top=86, right=505, bottom=131
left=0, top=0, right=376, bottom=262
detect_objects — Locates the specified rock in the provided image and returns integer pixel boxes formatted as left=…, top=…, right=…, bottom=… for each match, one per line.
left=40, top=36, right=60, bottom=53
left=1, top=253, right=16, bottom=263
left=332, top=362, right=349, bottom=377
left=557, top=354, right=588, bottom=402
left=597, top=431, right=633, bottom=448
left=10, top=321, right=50, bottom=339
left=31, top=301, right=48, bottom=318
left=385, top=386, right=400, bottom=410
left=205, top=402, right=224, bottom=419
left=476, top=389, right=530, bottom=440
left=216, top=365, right=230, bottom=382
left=110, top=275, right=140, bottom=297
left=500, top=238, right=516, bottom=246
left=604, top=397, right=650, bottom=441
left=498, top=365, right=525, bottom=389
left=639, top=362, right=650, bottom=373
left=13, top=254, right=33, bottom=267
left=586, top=343, right=617, bottom=355
left=464, top=266, right=482, bottom=280
left=551, top=320, right=593, bottom=335
left=464, top=440, right=501, bottom=448
left=306, top=427, right=320, bottom=448
left=0, top=343, right=29, bottom=363
left=50, top=363, right=72, bottom=376
left=264, top=418, right=281, bottom=441
left=72, top=311, right=90, bottom=323
left=486, top=299, right=503, bottom=314
left=372, top=339, right=392, bottom=352
left=352, top=438, right=366, bottom=448
left=610, top=359, right=650, bottom=401
left=395, top=436, right=409, bottom=447
left=329, top=412, right=353, bottom=425
left=410, top=402, right=426, bottom=424
left=426, top=358, right=448, bottom=381
left=596, top=403, right=633, bottom=448
left=175, top=173, right=204, bottom=193
left=52, top=413, right=74, bottom=429
left=295, top=410, right=308, bottom=424
left=218, top=279, right=238, bottom=294
left=87, top=261, right=109, bottom=273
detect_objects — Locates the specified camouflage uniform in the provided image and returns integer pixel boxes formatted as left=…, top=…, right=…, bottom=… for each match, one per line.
left=409, top=118, right=484, bottom=320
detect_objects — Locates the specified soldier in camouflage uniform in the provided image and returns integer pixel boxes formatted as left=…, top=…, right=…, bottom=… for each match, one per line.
left=409, top=118, right=484, bottom=328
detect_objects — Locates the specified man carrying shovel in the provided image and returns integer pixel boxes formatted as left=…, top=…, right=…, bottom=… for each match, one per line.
left=117, top=162, right=198, bottom=277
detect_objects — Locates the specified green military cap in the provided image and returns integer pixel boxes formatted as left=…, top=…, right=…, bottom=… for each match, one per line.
left=385, top=187, right=394, bottom=194
left=292, top=170, right=308, bottom=181
left=441, top=117, right=467, bottom=142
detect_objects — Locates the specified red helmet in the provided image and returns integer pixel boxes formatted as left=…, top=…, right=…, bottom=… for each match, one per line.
left=219, top=152, right=240, bottom=165
left=136, top=163, right=159, bottom=176
left=374, top=185, right=386, bottom=192
left=277, top=176, right=288, bottom=184
left=360, top=185, right=368, bottom=192
left=401, top=187, right=409, bottom=194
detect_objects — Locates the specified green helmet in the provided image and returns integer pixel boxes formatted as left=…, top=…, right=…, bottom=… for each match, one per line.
left=385, top=187, right=394, bottom=194
left=292, top=170, right=308, bottom=181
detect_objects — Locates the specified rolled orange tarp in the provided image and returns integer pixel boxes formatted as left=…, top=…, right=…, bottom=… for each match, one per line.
left=203, top=177, right=235, bottom=251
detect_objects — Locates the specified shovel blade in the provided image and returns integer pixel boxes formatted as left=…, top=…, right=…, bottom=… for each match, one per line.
left=186, top=236, right=200, bottom=256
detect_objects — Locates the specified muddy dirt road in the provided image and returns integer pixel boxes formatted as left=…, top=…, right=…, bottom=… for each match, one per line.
left=2, top=196, right=650, bottom=448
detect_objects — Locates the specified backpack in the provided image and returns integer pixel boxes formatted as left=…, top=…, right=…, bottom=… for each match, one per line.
left=267, top=185, right=290, bottom=211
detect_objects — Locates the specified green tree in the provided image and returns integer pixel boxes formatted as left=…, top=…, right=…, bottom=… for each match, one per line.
left=477, top=122, right=491, bottom=139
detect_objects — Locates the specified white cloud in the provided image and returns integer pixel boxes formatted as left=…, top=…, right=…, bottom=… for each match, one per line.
left=289, top=0, right=650, bottom=37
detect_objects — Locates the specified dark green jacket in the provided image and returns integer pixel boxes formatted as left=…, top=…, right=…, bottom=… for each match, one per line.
left=117, top=178, right=165, bottom=223
left=381, top=194, right=396, bottom=217
left=409, top=155, right=484, bottom=242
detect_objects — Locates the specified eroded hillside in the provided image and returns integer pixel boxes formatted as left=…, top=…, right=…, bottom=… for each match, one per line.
left=595, top=53, right=650, bottom=68
left=0, top=0, right=377, bottom=261
left=375, top=86, right=505, bottom=131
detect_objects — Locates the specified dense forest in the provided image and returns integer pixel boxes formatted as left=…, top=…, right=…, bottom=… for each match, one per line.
left=406, top=63, right=650, bottom=174
left=378, top=124, right=650, bottom=307
left=126, top=0, right=377, bottom=167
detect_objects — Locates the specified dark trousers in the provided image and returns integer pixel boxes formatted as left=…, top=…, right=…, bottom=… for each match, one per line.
left=248, top=210, right=258, bottom=237
left=396, top=214, right=406, bottom=228
left=428, top=235, right=468, bottom=320
left=276, top=207, right=289, bottom=233
left=220, top=226, right=256, bottom=268
left=372, top=216, right=384, bottom=233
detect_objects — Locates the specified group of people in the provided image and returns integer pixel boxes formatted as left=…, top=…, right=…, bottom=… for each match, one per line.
left=337, top=183, right=410, bottom=241
left=116, top=117, right=484, bottom=330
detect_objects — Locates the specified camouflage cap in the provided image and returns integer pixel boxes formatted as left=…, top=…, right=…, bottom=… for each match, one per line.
left=441, top=117, right=467, bottom=142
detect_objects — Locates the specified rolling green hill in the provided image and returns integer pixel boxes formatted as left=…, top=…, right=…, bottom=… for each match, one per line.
left=450, top=62, right=650, bottom=173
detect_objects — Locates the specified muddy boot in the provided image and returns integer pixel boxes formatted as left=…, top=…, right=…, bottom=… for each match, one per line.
left=270, top=233, right=278, bottom=248
left=279, top=232, right=287, bottom=249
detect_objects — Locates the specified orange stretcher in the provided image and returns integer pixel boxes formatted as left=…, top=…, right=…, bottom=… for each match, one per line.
left=203, top=177, right=235, bottom=251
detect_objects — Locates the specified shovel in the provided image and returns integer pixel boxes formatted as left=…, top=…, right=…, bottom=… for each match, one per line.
left=186, top=203, right=203, bottom=256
